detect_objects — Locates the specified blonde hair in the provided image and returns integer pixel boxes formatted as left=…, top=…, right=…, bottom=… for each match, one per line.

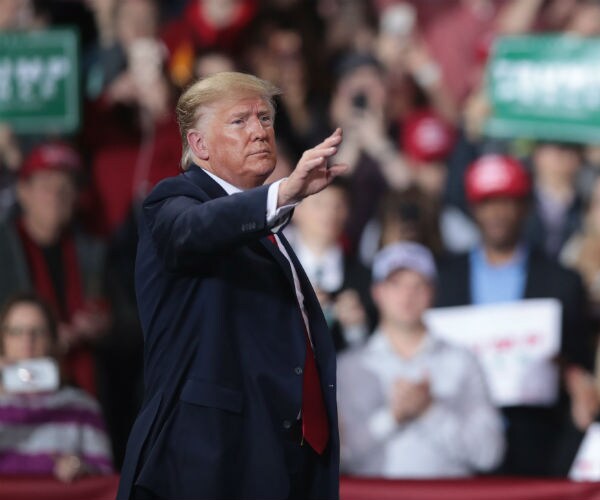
left=176, top=72, right=281, bottom=170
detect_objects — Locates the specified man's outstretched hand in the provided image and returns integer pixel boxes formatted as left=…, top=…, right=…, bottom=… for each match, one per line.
left=277, top=128, right=348, bottom=207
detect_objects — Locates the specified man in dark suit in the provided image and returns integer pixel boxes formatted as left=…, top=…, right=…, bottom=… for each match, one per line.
left=117, top=72, right=347, bottom=500
left=436, top=154, right=598, bottom=476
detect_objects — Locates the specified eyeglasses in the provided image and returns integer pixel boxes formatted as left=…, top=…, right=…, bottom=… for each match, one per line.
left=1, top=326, right=51, bottom=338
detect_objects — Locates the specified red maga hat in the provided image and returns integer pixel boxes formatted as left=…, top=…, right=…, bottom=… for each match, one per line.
left=401, top=109, right=455, bottom=163
left=465, top=154, right=531, bottom=204
left=20, top=142, right=82, bottom=180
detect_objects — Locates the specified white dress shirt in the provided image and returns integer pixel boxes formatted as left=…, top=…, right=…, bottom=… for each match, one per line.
left=337, top=330, right=505, bottom=478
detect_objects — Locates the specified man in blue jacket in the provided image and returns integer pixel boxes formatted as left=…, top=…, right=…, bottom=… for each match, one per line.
left=117, top=72, right=346, bottom=500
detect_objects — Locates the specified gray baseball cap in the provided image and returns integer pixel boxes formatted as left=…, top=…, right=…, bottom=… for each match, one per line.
left=372, top=242, right=437, bottom=283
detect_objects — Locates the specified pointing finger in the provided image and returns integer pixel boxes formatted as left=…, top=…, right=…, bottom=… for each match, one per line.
left=302, top=146, right=338, bottom=162
left=317, top=128, right=343, bottom=148
left=326, top=163, right=349, bottom=177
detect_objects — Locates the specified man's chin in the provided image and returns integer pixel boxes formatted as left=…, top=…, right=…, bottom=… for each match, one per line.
left=394, top=317, right=425, bottom=330
left=238, top=163, right=276, bottom=188
left=250, top=158, right=277, bottom=175
left=483, top=234, right=520, bottom=251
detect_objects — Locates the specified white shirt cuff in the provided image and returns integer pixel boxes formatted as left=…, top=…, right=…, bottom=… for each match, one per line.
left=267, top=178, right=297, bottom=231
left=367, top=407, right=398, bottom=440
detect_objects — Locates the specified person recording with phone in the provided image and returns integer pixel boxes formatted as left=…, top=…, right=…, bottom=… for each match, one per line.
left=0, top=293, right=113, bottom=482
left=0, top=141, right=110, bottom=397
left=329, top=53, right=413, bottom=253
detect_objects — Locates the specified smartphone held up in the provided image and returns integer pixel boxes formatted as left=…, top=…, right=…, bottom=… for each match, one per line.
left=2, top=357, right=60, bottom=394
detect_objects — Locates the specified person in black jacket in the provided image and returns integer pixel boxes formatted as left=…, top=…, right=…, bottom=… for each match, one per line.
left=117, top=72, right=345, bottom=500
left=436, top=153, right=599, bottom=476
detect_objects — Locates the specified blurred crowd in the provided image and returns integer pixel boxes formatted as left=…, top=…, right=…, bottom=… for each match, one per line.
left=2, top=0, right=600, bottom=483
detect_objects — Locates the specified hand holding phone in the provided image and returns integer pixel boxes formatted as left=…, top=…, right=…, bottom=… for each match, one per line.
left=2, top=358, right=60, bottom=394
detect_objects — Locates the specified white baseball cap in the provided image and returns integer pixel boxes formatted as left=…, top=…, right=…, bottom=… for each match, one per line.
left=372, top=242, right=437, bottom=283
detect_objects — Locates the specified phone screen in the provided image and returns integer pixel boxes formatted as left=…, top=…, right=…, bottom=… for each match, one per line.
left=2, top=358, right=60, bottom=394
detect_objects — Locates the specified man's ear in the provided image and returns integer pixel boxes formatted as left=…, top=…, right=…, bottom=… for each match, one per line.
left=187, top=129, right=209, bottom=161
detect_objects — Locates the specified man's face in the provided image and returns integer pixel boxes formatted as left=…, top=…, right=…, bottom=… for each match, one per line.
left=472, top=197, right=528, bottom=251
left=533, top=143, right=580, bottom=185
left=17, top=170, right=78, bottom=234
left=372, top=269, right=433, bottom=330
left=2, top=303, right=52, bottom=362
left=199, top=95, right=277, bottom=189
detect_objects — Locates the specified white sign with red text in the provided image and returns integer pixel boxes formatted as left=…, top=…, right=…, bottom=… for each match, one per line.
left=424, top=299, right=562, bottom=407
left=570, top=423, right=600, bottom=481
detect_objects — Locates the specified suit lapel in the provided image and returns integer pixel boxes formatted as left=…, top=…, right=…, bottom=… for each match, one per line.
left=183, top=165, right=229, bottom=199
left=277, top=232, right=309, bottom=288
left=259, top=234, right=296, bottom=290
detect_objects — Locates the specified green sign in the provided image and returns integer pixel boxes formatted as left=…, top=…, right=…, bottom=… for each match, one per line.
left=0, top=29, right=79, bottom=133
left=486, top=35, right=600, bottom=143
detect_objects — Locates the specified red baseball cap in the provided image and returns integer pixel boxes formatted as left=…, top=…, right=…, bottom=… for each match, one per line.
left=401, top=109, right=455, bottom=163
left=465, top=154, right=531, bottom=204
left=20, top=142, right=82, bottom=181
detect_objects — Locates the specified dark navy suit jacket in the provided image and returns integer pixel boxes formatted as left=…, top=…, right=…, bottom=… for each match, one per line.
left=117, top=166, right=340, bottom=500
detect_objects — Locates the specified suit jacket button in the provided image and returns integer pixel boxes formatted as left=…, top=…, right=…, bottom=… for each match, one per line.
left=283, top=420, right=292, bottom=429
left=294, top=366, right=303, bottom=375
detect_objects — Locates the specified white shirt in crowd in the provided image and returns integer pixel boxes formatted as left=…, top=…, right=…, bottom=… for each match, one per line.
left=285, top=227, right=370, bottom=347
left=337, top=330, right=505, bottom=478
left=285, top=228, right=345, bottom=293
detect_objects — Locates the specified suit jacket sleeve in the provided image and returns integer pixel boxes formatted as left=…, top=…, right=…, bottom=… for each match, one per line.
left=143, top=184, right=271, bottom=273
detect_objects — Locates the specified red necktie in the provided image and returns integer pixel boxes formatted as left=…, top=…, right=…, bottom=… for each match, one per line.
left=267, top=233, right=329, bottom=454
